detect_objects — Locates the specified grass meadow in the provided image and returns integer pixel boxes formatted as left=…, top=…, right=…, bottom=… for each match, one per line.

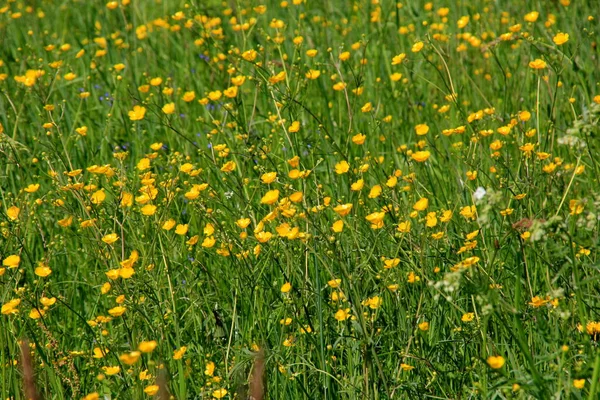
left=1, top=0, right=600, bottom=398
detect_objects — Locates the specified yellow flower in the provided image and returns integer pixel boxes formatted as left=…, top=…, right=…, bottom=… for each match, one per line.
left=3, top=255, right=20, bottom=268
left=205, top=361, right=215, bottom=376
left=288, top=121, right=300, bottom=133
left=24, top=183, right=40, bottom=193
left=305, top=69, right=321, bottom=79
left=335, top=160, right=350, bottom=174
left=108, top=306, right=126, bottom=317
left=528, top=59, right=547, bottom=69
left=573, top=379, right=585, bottom=389
left=102, top=366, right=121, bottom=376
left=236, top=218, right=251, bottom=229
left=351, top=179, right=364, bottom=191
left=365, top=211, right=385, bottom=226
left=411, top=41, right=424, bottom=52
left=93, top=347, right=109, bottom=358
left=202, top=236, right=217, bottom=247
left=418, top=321, right=429, bottom=331
left=361, top=102, right=372, bottom=113
left=411, top=151, right=430, bottom=162
left=35, top=263, right=52, bottom=277
left=415, top=124, right=429, bottom=135
left=173, top=346, right=187, bottom=360
left=141, top=204, right=157, bottom=216
left=331, top=220, right=344, bottom=233
left=175, top=224, right=189, bottom=235
left=461, top=313, right=475, bottom=322
left=102, top=233, right=119, bottom=244
left=333, top=203, right=353, bottom=217
left=212, top=388, right=228, bottom=399
left=138, top=340, right=158, bottom=353
left=220, top=161, right=236, bottom=172
left=1, top=299, right=21, bottom=315
left=260, top=172, right=277, bottom=184
left=339, top=51, right=350, bottom=61
left=119, top=351, right=141, bottom=365
left=413, top=198, right=429, bottom=211
left=281, top=282, right=292, bottom=293
left=7, top=206, right=20, bottom=221
left=553, top=32, right=569, bottom=45
left=368, top=185, right=382, bottom=199
left=391, top=53, right=406, bottom=65
left=352, top=133, right=366, bottom=145
left=523, top=11, right=539, bottom=22
left=144, top=385, right=159, bottom=395
left=129, top=105, right=147, bottom=121
left=334, top=308, right=349, bottom=321
left=223, top=86, right=238, bottom=98
left=261, top=190, right=280, bottom=205
left=459, top=205, right=477, bottom=220
left=162, top=102, right=175, bottom=114
left=182, top=91, right=195, bottom=102
left=91, top=189, right=106, bottom=205
left=486, top=355, right=505, bottom=369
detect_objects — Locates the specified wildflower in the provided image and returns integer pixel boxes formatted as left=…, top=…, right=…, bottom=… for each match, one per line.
left=141, top=204, right=157, bottom=216
left=411, top=151, right=430, bottom=162
left=261, top=190, right=280, bottom=205
left=128, top=105, right=147, bottom=121
left=7, top=206, right=20, bottom=221
left=205, top=361, right=215, bottom=376
left=1, top=299, right=21, bottom=315
left=305, top=69, right=321, bottom=79
left=35, top=263, right=52, bottom=277
left=3, top=255, right=20, bottom=268
left=102, top=233, right=119, bottom=244
left=331, top=220, right=344, bottom=233
left=119, top=351, right=141, bottom=365
left=413, top=198, right=429, bottom=211
left=138, top=340, right=158, bottom=353
left=108, top=306, right=126, bottom=317
left=411, top=42, right=423, bottom=53
left=392, top=53, right=406, bottom=65
left=462, top=313, right=475, bottom=322
left=162, top=102, right=175, bottom=114
left=415, top=124, right=429, bottom=135
left=175, top=224, right=189, bottom=235
left=524, top=11, right=539, bottom=22
left=102, top=366, right=120, bottom=376
left=339, top=51, right=350, bottom=61
left=334, top=309, right=349, bottom=321
left=220, top=161, right=236, bottom=172
left=486, top=355, right=505, bottom=369
left=553, top=32, right=569, bottom=45
left=213, top=389, right=228, bottom=399
left=173, top=346, right=187, bottom=360
left=224, top=86, right=238, bottom=98
left=368, top=185, right=382, bottom=198
left=144, top=386, right=159, bottom=395
left=24, top=183, right=40, bottom=193
left=528, top=59, right=547, bottom=69
left=573, top=379, right=585, bottom=389
left=335, top=160, right=350, bottom=174
left=459, top=205, right=477, bottom=220
left=281, top=282, right=292, bottom=293
left=288, top=121, right=300, bottom=133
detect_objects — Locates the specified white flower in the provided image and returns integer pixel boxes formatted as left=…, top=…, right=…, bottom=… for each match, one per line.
left=473, top=187, right=486, bottom=201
